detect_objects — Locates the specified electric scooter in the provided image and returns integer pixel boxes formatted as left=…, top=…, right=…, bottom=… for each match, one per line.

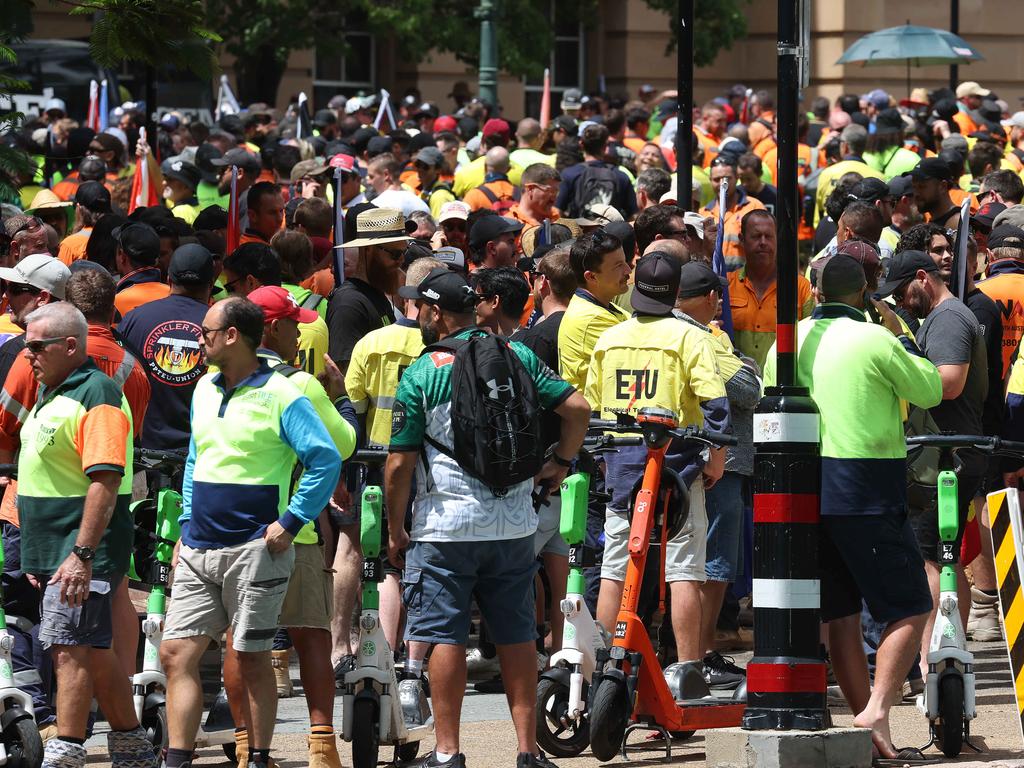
left=341, top=450, right=430, bottom=768
left=536, top=433, right=639, bottom=758
left=127, top=448, right=236, bottom=758
left=0, top=463, right=42, bottom=768
left=906, top=434, right=1024, bottom=758
left=584, top=408, right=744, bottom=761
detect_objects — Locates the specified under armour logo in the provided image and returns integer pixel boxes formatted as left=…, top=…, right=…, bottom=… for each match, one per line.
left=487, top=377, right=514, bottom=400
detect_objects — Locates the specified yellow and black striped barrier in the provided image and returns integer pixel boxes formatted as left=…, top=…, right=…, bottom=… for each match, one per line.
left=987, top=487, right=1024, bottom=741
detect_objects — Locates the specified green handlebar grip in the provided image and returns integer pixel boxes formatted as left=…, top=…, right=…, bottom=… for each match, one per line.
left=361, top=485, right=383, bottom=559
left=936, top=470, right=959, bottom=543
left=559, top=473, right=589, bottom=547
left=155, top=489, right=183, bottom=565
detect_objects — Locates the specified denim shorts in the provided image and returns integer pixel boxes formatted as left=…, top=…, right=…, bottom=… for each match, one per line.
left=704, top=472, right=746, bottom=582
left=39, top=574, right=121, bottom=649
left=403, top=535, right=538, bottom=646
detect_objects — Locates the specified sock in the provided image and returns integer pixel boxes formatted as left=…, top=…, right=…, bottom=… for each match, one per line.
left=249, top=749, right=271, bottom=765
left=434, top=751, right=455, bottom=763
left=165, top=748, right=193, bottom=768
left=406, top=658, right=423, bottom=678
left=536, top=625, right=546, bottom=653
left=57, top=736, right=85, bottom=745
left=981, top=588, right=998, bottom=597
left=310, top=725, right=334, bottom=735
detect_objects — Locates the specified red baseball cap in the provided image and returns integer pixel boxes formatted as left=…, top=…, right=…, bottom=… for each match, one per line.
left=482, top=118, right=511, bottom=138
left=433, top=115, right=458, bottom=133
left=329, top=153, right=356, bottom=173
left=248, top=286, right=319, bottom=324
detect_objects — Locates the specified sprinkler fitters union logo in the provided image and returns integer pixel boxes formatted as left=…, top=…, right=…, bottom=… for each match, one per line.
left=143, top=320, right=205, bottom=386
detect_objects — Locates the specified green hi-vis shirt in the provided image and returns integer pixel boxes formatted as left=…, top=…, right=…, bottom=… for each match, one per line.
left=19, top=359, right=134, bottom=577
left=390, top=328, right=574, bottom=542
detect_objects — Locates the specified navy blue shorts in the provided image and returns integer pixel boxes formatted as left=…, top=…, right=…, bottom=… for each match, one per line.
left=704, top=472, right=745, bottom=582
left=819, top=514, right=932, bottom=625
left=403, top=536, right=537, bottom=646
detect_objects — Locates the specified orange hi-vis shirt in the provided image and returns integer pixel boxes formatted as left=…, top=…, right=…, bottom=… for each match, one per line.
left=977, top=265, right=1024, bottom=378
left=703, top=190, right=766, bottom=270
left=0, top=324, right=150, bottom=525
left=57, top=228, right=92, bottom=266
left=463, top=179, right=519, bottom=212
left=114, top=267, right=171, bottom=318
left=728, top=266, right=814, bottom=371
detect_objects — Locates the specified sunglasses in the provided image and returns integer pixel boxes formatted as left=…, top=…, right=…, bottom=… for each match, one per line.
left=88, top=144, right=111, bottom=153
left=25, top=336, right=66, bottom=354
left=200, top=325, right=227, bottom=341
left=442, top=221, right=467, bottom=233
left=3, top=281, right=40, bottom=297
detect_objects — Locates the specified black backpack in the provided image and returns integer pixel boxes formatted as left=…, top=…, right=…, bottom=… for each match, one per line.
left=568, top=162, right=619, bottom=218
left=423, top=331, right=544, bottom=495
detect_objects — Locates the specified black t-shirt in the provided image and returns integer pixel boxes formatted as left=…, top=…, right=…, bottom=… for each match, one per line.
left=748, top=184, right=778, bottom=217
left=512, top=312, right=566, bottom=450
left=0, top=335, right=25, bottom=386
left=326, top=277, right=395, bottom=366
left=965, top=287, right=1004, bottom=436
left=813, top=216, right=838, bottom=255
left=118, top=294, right=208, bottom=450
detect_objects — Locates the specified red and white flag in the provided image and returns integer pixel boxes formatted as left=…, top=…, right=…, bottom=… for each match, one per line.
left=128, top=128, right=160, bottom=213
left=227, top=166, right=241, bottom=253
left=86, top=80, right=101, bottom=133
left=540, top=68, right=551, bottom=128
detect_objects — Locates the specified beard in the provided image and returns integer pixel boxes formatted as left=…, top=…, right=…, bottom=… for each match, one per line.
left=367, top=251, right=401, bottom=294
left=420, top=316, right=441, bottom=346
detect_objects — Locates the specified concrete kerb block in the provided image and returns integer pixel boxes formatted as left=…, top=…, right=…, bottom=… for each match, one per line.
left=704, top=726, right=873, bottom=768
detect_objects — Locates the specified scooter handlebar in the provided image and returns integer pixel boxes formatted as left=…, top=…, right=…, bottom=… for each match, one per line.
left=349, top=447, right=389, bottom=464
left=676, top=427, right=739, bottom=448
left=0, top=463, right=16, bottom=479
left=906, top=434, right=1024, bottom=457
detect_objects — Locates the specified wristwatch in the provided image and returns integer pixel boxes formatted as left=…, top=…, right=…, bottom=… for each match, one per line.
left=551, top=452, right=573, bottom=468
left=72, top=545, right=96, bottom=562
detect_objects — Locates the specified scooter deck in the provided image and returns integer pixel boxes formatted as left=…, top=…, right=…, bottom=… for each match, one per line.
left=668, top=701, right=745, bottom=729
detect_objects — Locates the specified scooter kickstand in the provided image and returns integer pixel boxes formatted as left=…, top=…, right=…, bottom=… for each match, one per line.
left=621, top=722, right=672, bottom=762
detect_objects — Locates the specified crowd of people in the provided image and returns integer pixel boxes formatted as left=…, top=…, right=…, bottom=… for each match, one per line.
left=2, top=75, right=1023, bottom=768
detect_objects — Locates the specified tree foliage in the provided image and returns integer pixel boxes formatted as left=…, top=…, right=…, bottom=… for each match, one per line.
left=643, top=0, right=752, bottom=67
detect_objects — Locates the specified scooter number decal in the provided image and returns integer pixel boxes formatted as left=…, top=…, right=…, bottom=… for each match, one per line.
left=614, top=621, right=627, bottom=639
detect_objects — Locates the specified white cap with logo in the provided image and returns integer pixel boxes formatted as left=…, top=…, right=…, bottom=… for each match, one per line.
left=0, top=253, right=72, bottom=300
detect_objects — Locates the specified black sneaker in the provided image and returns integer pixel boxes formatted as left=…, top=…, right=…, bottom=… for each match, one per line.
left=517, top=751, right=557, bottom=768
left=333, top=654, right=356, bottom=688
left=473, top=673, right=504, bottom=694
left=409, top=751, right=466, bottom=768
left=702, top=651, right=745, bottom=690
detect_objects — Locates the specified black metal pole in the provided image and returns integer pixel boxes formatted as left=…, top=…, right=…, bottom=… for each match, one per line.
left=949, top=0, right=959, bottom=89
left=145, top=65, right=157, bottom=157
left=676, top=0, right=693, bottom=211
left=743, top=0, right=827, bottom=732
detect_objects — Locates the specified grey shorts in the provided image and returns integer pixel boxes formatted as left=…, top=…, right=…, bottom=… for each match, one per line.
left=164, top=538, right=295, bottom=652
left=39, top=575, right=121, bottom=650
left=533, top=496, right=569, bottom=558
left=601, top=478, right=707, bottom=583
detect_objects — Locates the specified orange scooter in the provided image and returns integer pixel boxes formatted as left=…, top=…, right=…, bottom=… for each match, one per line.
left=586, top=407, right=746, bottom=761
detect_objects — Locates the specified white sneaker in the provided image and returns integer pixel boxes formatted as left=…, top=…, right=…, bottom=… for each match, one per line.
left=465, top=647, right=501, bottom=678
left=398, top=677, right=432, bottom=728
left=967, top=586, right=1002, bottom=641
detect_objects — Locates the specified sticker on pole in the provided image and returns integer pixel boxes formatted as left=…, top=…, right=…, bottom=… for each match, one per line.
left=753, top=412, right=819, bottom=444
left=985, top=486, right=1024, bottom=745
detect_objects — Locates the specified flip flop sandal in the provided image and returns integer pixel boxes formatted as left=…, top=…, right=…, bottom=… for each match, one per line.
left=871, top=746, right=936, bottom=767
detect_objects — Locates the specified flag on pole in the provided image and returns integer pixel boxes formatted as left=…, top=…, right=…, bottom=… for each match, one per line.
left=711, top=179, right=734, bottom=341
left=539, top=68, right=551, bottom=129
left=329, top=153, right=355, bottom=285
left=216, top=74, right=241, bottom=121
left=296, top=92, right=311, bottom=140
left=86, top=80, right=100, bottom=133
left=129, top=127, right=161, bottom=213
left=373, top=90, right=396, bottom=132
left=950, top=195, right=972, bottom=301
left=227, top=165, right=241, bottom=253
left=99, top=80, right=109, bottom=131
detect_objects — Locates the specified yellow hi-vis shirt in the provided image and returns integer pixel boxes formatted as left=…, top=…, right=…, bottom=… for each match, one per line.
left=558, top=290, right=629, bottom=392
left=344, top=317, right=424, bottom=447
left=584, top=314, right=726, bottom=429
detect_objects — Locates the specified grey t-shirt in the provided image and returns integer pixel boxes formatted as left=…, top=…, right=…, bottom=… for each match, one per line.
left=916, top=298, right=988, bottom=471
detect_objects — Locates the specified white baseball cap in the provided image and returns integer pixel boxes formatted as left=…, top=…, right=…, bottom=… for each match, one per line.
left=1001, top=111, right=1024, bottom=130
left=0, top=253, right=71, bottom=299
left=438, top=201, right=470, bottom=223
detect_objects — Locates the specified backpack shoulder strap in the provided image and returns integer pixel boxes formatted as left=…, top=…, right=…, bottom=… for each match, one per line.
left=300, top=292, right=323, bottom=311
left=272, top=361, right=301, bottom=377
left=422, top=336, right=470, bottom=356
left=476, top=184, right=500, bottom=204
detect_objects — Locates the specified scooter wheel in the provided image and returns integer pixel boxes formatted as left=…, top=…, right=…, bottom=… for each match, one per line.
left=937, top=674, right=964, bottom=758
left=396, top=740, right=420, bottom=763
left=351, top=698, right=380, bottom=768
left=3, top=713, right=43, bottom=768
left=587, top=678, right=628, bottom=762
left=141, top=704, right=168, bottom=754
left=536, top=676, right=590, bottom=757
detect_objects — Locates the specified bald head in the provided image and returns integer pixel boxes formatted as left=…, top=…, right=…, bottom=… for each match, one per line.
left=485, top=146, right=511, bottom=175
left=643, top=238, right=690, bottom=264
left=516, top=118, right=542, bottom=145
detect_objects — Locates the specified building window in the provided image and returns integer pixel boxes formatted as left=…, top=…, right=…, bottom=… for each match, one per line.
left=313, top=28, right=375, bottom=108
left=523, top=3, right=584, bottom=119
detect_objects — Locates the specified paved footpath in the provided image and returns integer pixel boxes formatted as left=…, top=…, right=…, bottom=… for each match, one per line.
left=86, top=640, right=1023, bottom=767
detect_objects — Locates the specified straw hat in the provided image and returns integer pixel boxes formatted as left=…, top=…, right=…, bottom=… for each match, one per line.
left=26, top=189, right=73, bottom=213
left=340, top=208, right=412, bottom=249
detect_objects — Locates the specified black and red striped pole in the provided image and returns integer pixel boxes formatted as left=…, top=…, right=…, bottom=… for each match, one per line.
left=742, top=0, right=828, bottom=731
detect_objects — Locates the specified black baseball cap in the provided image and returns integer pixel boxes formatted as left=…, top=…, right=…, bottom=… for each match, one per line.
left=631, top=251, right=681, bottom=315
left=987, top=224, right=1024, bottom=250
left=210, top=147, right=261, bottom=174
left=398, top=266, right=480, bottom=312
left=888, top=175, right=913, bottom=200
left=169, top=243, right=215, bottom=286
left=820, top=254, right=867, bottom=299
left=468, top=215, right=524, bottom=251
left=972, top=202, right=1007, bottom=231
left=677, top=261, right=726, bottom=299
left=112, top=222, right=160, bottom=265
left=903, top=158, right=954, bottom=183
left=194, top=143, right=223, bottom=184
left=876, top=250, right=939, bottom=297
left=162, top=160, right=201, bottom=190
left=873, top=108, right=905, bottom=135
left=74, top=180, right=111, bottom=214
left=313, top=109, right=337, bottom=128
left=851, top=177, right=891, bottom=204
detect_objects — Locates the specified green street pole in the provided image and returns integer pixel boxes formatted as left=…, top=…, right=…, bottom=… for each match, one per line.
left=476, top=0, right=498, bottom=107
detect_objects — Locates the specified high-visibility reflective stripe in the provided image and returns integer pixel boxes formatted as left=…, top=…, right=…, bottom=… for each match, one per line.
left=111, top=352, right=137, bottom=388
left=752, top=577, right=820, bottom=610
left=0, top=389, right=28, bottom=424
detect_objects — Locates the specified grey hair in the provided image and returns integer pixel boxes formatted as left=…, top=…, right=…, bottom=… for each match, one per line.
left=25, top=302, right=88, bottom=347
left=408, top=210, right=437, bottom=236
